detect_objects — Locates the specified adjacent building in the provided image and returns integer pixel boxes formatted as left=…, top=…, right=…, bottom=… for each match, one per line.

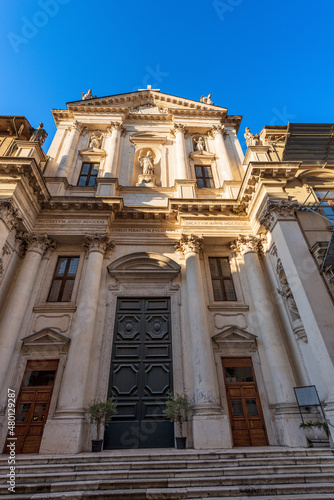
left=0, top=90, right=333, bottom=454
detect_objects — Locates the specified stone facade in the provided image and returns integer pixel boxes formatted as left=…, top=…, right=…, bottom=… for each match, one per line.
left=0, top=93, right=334, bottom=454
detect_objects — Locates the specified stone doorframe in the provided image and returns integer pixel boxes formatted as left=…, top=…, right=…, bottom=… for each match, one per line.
left=95, top=252, right=187, bottom=442
left=212, top=326, right=276, bottom=446
left=0, top=329, right=70, bottom=454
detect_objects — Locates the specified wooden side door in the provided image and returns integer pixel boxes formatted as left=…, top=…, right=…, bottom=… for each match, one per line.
left=222, top=357, right=268, bottom=447
left=7, top=360, right=58, bottom=454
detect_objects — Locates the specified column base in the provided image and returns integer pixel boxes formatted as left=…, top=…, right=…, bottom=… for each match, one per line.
left=192, top=404, right=232, bottom=449
left=271, top=403, right=308, bottom=447
left=40, top=414, right=87, bottom=454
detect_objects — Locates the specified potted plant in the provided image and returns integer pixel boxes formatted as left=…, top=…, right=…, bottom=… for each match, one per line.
left=299, top=420, right=330, bottom=447
left=88, top=396, right=117, bottom=452
left=163, top=392, right=190, bottom=449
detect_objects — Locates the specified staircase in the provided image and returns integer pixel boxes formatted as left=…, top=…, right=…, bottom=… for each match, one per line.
left=0, top=447, right=334, bottom=499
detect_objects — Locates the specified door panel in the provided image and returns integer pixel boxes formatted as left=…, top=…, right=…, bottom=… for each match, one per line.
left=223, top=357, right=268, bottom=447
left=4, top=360, right=58, bottom=454
left=105, top=298, right=174, bottom=449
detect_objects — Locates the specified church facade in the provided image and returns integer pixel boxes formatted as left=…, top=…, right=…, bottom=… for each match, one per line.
left=0, top=90, right=334, bottom=454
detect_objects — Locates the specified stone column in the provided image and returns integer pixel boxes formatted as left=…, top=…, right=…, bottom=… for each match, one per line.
left=0, top=233, right=55, bottom=393
left=103, top=122, right=124, bottom=178
left=171, top=124, right=188, bottom=180
left=57, top=121, right=82, bottom=178
left=0, top=235, right=25, bottom=315
left=210, top=125, right=234, bottom=182
left=231, top=235, right=304, bottom=446
left=176, top=234, right=230, bottom=448
left=260, top=198, right=334, bottom=443
left=50, top=234, right=114, bottom=453
left=0, top=200, right=22, bottom=253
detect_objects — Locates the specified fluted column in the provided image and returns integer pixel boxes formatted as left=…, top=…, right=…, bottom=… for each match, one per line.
left=103, top=122, right=124, bottom=178
left=231, top=235, right=296, bottom=404
left=57, top=234, right=114, bottom=414
left=176, top=234, right=229, bottom=448
left=0, top=233, right=55, bottom=392
left=210, top=125, right=234, bottom=182
left=57, top=121, right=83, bottom=178
left=0, top=200, right=22, bottom=253
left=171, top=124, right=188, bottom=180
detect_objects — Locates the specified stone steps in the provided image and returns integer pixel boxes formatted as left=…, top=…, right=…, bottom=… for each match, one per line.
left=0, top=448, right=333, bottom=499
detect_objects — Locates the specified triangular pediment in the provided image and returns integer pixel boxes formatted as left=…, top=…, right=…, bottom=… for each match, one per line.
left=22, top=329, right=70, bottom=347
left=212, top=326, right=257, bottom=348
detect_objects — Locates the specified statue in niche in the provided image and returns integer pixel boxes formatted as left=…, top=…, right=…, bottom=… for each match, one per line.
left=200, top=94, right=213, bottom=105
left=89, top=132, right=102, bottom=149
left=194, top=136, right=205, bottom=152
left=82, top=89, right=97, bottom=100
left=30, top=123, right=48, bottom=146
left=244, top=127, right=261, bottom=147
left=139, top=150, right=155, bottom=175
left=136, top=149, right=157, bottom=187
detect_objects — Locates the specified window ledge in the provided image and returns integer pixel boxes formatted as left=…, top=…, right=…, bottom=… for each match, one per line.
left=208, top=303, right=249, bottom=311
left=33, top=304, right=77, bottom=313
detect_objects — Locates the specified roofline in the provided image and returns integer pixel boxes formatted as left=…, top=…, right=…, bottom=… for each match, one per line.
left=66, top=90, right=228, bottom=111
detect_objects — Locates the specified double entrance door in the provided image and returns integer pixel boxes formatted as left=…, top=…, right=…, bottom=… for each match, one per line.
left=105, top=298, right=174, bottom=449
left=222, top=357, right=268, bottom=447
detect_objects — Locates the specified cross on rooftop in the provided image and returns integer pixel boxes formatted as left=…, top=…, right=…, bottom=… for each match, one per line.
left=138, top=85, right=160, bottom=91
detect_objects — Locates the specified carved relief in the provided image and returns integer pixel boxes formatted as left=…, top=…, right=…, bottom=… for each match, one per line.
left=275, top=258, right=307, bottom=342
left=129, top=104, right=168, bottom=115
left=0, top=200, right=23, bottom=231
left=175, top=234, right=204, bottom=255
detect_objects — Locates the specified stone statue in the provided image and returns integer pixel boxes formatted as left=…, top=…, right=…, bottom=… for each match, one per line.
left=30, top=123, right=48, bottom=146
left=194, top=136, right=205, bottom=151
left=139, top=150, right=155, bottom=175
left=200, top=94, right=213, bottom=105
left=244, top=127, right=260, bottom=147
left=89, top=132, right=102, bottom=149
left=82, top=89, right=96, bottom=100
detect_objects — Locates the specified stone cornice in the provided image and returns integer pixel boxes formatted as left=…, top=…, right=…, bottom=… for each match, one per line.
left=42, top=196, right=123, bottom=212
left=175, top=234, right=204, bottom=255
left=237, top=162, right=300, bottom=214
left=259, top=198, right=299, bottom=231
left=0, top=157, right=50, bottom=204
left=230, top=234, right=267, bottom=256
left=83, top=233, right=114, bottom=256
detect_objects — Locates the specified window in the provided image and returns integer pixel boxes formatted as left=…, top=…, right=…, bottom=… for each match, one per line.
left=209, top=257, right=237, bottom=301
left=195, top=165, right=214, bottom=188
left=47, top=257, right=80, bottom=302
left=315, top=191, right=334, bottom=225
left=77, top=163, right=99, bottom=186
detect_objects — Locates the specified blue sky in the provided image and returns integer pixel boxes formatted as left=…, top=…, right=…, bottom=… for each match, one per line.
left=1, top=0, right=334, bottom=151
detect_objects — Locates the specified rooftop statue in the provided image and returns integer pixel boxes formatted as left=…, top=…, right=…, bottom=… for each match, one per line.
left=200, top=94, right=213, bottom=105
left=244, top=127, right=261, bottom=147
left=82, top=89, right=97, bottom=100
left=30, top=123, right=48, bottom=146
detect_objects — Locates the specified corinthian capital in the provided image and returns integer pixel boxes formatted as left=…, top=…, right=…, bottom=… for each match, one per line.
left=175, top=234, right=203, bottom=255
left=170, top=124, right=188, bottom=138
left=83, top=234, right=115, bottom=256
left=259, top=198, right=299, bottom=231
left=70, top=120, right=83, bottom=133
left=0, top=200, right=23, bottom=230
left=209, top=124, right=224, bottom=138
left=230, top=234, right=267, bottom=257
left=18, top=232, right=56, bottom=256
left=106, top=122, right=125, bottom=136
